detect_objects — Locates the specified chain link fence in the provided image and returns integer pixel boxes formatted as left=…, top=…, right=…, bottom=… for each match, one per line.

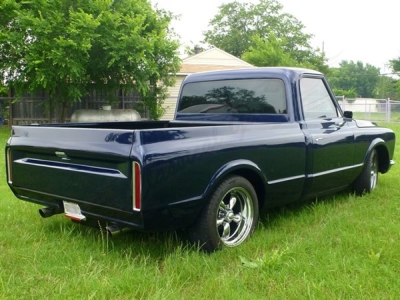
left=340, top=98, right=400, bottom=123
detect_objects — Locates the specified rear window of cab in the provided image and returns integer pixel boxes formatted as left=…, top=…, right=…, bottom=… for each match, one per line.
left=177, top=79, right=287, bottom=114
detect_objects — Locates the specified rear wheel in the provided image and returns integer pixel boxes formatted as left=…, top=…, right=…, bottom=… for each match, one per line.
left=352, top=149, right=379, bottom=195
left=189, top=176, right=259, bottom=252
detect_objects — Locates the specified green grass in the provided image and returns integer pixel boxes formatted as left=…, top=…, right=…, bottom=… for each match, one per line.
left=1, top=123, right=400, bottom=299
left=353, top=111, right=400, bottom=123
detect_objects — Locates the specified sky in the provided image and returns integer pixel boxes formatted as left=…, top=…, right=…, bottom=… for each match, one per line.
left=150, top=0, right=400, bottom=72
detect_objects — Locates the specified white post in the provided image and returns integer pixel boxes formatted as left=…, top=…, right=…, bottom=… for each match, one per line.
left=386, top=98, right=391, bottom=123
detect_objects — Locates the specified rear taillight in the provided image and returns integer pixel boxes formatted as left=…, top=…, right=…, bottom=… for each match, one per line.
left=6, top=148, right=12, bottom=184
left=133, top=162, right=141, bottom=211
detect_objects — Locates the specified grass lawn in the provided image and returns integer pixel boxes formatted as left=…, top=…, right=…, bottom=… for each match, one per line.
left=0, top=123, right=400, bottom=299
left=353, top=111, right=400, bottom=123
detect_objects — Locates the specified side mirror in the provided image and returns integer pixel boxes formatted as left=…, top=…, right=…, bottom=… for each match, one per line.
left=343, top=111, right=353, bottom=119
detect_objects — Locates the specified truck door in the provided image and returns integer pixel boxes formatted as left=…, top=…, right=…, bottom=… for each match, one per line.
left=299, top=76, right=355, bottom=196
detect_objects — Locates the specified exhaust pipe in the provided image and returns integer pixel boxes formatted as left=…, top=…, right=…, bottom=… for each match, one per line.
left=106, top=224, right=133, bottom=237
left=39, top=207, right=58, bottom=218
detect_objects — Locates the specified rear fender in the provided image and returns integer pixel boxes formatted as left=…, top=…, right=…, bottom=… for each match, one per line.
left=203, top=159, right=267, bottom=206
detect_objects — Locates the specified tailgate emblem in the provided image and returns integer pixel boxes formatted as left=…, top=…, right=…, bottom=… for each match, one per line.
left=55, top=151, right=70, bottom=160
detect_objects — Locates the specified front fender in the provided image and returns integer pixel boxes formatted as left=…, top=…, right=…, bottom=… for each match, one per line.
left=365, top=138, right=391, bottom=173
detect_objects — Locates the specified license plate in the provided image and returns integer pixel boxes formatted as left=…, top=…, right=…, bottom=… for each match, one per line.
left=63, top=201, right=86, bottom=221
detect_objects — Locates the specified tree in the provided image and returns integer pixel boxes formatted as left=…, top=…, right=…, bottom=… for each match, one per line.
left=387, top=57, right=400, bottom=100
left=0, top=0, right=180, bottom=121
left=241, top=34, right=297, bottom=67
left=331, top=88, right=357, bottom=99
left=327, top=61, right=380, bottom=98
left=203, top=0, right=315, bottom=59
left=374, top=76, right=400, bottom=100
left=241, top=33, right=328, bottom=73
left=389, top=56, right=400, bottom=73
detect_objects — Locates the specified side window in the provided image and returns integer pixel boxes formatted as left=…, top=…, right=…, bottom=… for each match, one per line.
left=300, top=77, right=339, bottom=119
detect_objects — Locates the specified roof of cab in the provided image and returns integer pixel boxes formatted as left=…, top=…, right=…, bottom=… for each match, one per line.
left=182, top=67, right=322, bottom=83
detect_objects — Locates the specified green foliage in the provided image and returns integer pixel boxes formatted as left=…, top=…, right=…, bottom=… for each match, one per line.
left=241, top=34, right=328, bottom=72
left=375, top=76, right=400, bottom=100
left=332, top=88, right=357, bottom=98
left=396, top=81, right=400, bottom=100
left=0, top=83, right=8, bottom=97
left=0, top=102, right=9, bottom=120
left=389, top=56, right=400, bottom=73
left=240, top=246, right=289, bottom=269
left=0, top=0, right=180, bottom=121
left=204, top=0, right=312, bottom=58
left=86, top=1, right=181, bottom=120
left=368, top=248, right=383, bottom=264
left=204, top=0, right=324, bottom=63
left=327, top=61, right=381, bottom=98
left=204, top=0, right=328, bottom=72
left=241, top=34, right=297, bottom=67
left=0, top=0, right=99, bottom=121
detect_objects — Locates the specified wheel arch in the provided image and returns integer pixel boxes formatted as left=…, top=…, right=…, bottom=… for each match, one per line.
left=366, top=138, right=391, bottom=174
left=204, top=159, right=267, bottom=211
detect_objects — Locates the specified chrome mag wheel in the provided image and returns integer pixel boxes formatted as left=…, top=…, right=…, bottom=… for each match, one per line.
left=189, top=176, right=259, bottom=252
left=216, top=187, right=255, bottom=247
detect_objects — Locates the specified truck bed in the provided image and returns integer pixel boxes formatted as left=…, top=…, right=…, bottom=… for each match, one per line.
left=6, top=120, right=306, bottom=230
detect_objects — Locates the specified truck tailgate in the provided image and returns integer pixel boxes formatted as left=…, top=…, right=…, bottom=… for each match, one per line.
left=6, top=126, right=135, bottom=212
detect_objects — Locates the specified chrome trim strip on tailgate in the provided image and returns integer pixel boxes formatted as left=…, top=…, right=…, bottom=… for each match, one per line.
left=15, top=158, right=127, bottom=178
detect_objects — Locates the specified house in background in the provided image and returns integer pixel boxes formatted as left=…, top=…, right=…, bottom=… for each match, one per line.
left=161, top=47, right=254, bottom=120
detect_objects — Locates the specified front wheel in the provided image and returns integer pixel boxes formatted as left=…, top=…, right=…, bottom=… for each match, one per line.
left=189, top=176, right=259, bottom=252
left=352, top=149, right=379, bottom=196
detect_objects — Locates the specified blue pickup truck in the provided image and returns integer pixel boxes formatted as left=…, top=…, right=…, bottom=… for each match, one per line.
left=5, top=67, right=396, bottom=252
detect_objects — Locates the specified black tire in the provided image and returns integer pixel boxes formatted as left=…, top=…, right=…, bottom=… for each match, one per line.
left=189, top=175, right=259, bottom=252
left=352, top=149, right=379, bottom=196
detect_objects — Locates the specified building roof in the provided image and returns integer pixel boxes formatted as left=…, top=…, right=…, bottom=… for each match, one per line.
left=178, top=47, right=254, bottom=75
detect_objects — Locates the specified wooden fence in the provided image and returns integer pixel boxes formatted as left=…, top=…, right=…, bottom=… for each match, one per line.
left=0, top=88, right=147, bottom=125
